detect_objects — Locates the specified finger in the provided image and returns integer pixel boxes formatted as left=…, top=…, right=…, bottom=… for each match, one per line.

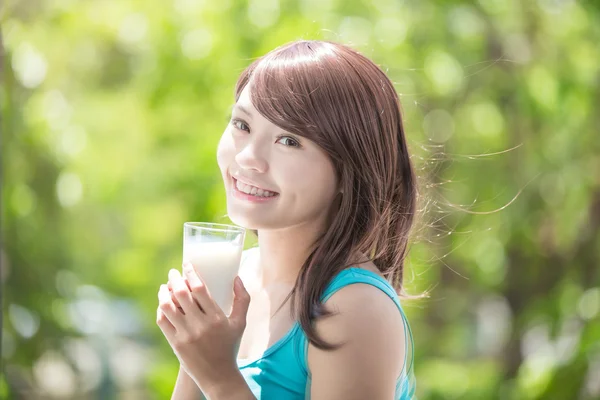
left=156, top=307, right=176, bottom=339
left=169, top=269, right=204, bottom=319
left=158, top=284, right=185, bottom=327
left=167, top=283, right=182, bottom=310
left=182, top=261, right=220, bottom=316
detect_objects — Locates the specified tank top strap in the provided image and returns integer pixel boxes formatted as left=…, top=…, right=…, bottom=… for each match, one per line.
left=320, top=267, right=403, bottom=311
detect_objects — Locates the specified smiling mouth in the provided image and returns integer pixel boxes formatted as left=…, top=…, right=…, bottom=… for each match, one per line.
left=232, top=177, right=280, bottom=198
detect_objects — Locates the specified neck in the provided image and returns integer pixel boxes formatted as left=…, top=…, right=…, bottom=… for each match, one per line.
left=255, top=222, right=324, bottom=287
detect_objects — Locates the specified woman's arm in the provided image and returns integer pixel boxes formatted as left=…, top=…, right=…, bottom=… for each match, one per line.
left=171, top=366, right=206, bottom=400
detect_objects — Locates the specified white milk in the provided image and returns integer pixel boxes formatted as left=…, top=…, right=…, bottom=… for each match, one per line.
left=183, top=239, right=243, bottom=314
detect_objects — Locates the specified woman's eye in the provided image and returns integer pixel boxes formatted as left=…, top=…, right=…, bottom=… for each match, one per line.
left=231, top=119, right=250, bottom=132
left=277, top=136, right=301, bottom=148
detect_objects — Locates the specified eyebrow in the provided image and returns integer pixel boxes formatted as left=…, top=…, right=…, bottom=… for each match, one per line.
left=233, top=104, right=253, bottom=117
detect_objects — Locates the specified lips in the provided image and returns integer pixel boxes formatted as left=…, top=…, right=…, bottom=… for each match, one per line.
left=232, top=176, right=279, bottom=195
left=231, top=177, right=280, bottom=203
left=233, top=178, right=279, bottom=196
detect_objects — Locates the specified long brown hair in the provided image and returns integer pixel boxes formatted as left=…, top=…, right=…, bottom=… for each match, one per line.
left=233, top=40, right=419, bottom=350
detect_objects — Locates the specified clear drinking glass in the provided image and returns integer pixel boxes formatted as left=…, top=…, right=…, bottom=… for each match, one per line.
left=182, top=222, right=246, bottom=314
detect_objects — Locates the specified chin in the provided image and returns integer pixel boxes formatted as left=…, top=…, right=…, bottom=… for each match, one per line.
left=230, top=217, right=252, bottom=230
left=228, top=210, right=280, bottom=231
left=226, top=208, right=256, bottom=230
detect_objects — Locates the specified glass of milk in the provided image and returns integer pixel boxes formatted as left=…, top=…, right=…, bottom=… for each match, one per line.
left=183, top=222, right=246, bottom=315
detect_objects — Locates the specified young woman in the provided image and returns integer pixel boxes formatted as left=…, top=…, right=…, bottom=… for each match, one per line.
left=157, top=40, right=418, bottom=399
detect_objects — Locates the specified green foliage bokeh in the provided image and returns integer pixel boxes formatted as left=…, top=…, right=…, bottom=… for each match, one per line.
left=2, top=0, right=600, bottom=398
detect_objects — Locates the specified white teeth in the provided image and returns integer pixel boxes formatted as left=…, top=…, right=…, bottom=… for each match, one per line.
left=235, top=179, right=276, bottom=197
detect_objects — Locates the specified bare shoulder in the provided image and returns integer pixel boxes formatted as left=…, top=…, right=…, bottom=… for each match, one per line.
left=307, top=281, right=407, bottom=399
left=310, top=281, right=406, bottom=355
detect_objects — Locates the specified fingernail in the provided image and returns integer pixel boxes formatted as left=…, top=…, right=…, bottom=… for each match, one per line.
left=235, top=276, right=243, bottom=290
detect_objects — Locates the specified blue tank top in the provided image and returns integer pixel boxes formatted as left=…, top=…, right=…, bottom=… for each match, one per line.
left=236, top=250, right=416, bottom=399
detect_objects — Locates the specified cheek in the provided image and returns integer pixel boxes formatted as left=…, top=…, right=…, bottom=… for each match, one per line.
left=284, top=157, right=337, bottom=200
left=216, top=131, right=233, bottom=170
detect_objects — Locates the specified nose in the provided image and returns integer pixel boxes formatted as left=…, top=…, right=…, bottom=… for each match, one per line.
left=234, top=140, right=269, bottom=173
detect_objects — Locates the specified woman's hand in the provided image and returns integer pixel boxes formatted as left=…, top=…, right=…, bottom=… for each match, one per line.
left=156, top=261, right=251, bottom=396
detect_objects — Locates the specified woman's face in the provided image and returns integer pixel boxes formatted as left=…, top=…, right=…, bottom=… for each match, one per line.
left=216, top=84, right=340, bottom=232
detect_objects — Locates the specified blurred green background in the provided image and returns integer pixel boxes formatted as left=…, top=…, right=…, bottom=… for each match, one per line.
left=2, top=0, right=599, bottom=398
